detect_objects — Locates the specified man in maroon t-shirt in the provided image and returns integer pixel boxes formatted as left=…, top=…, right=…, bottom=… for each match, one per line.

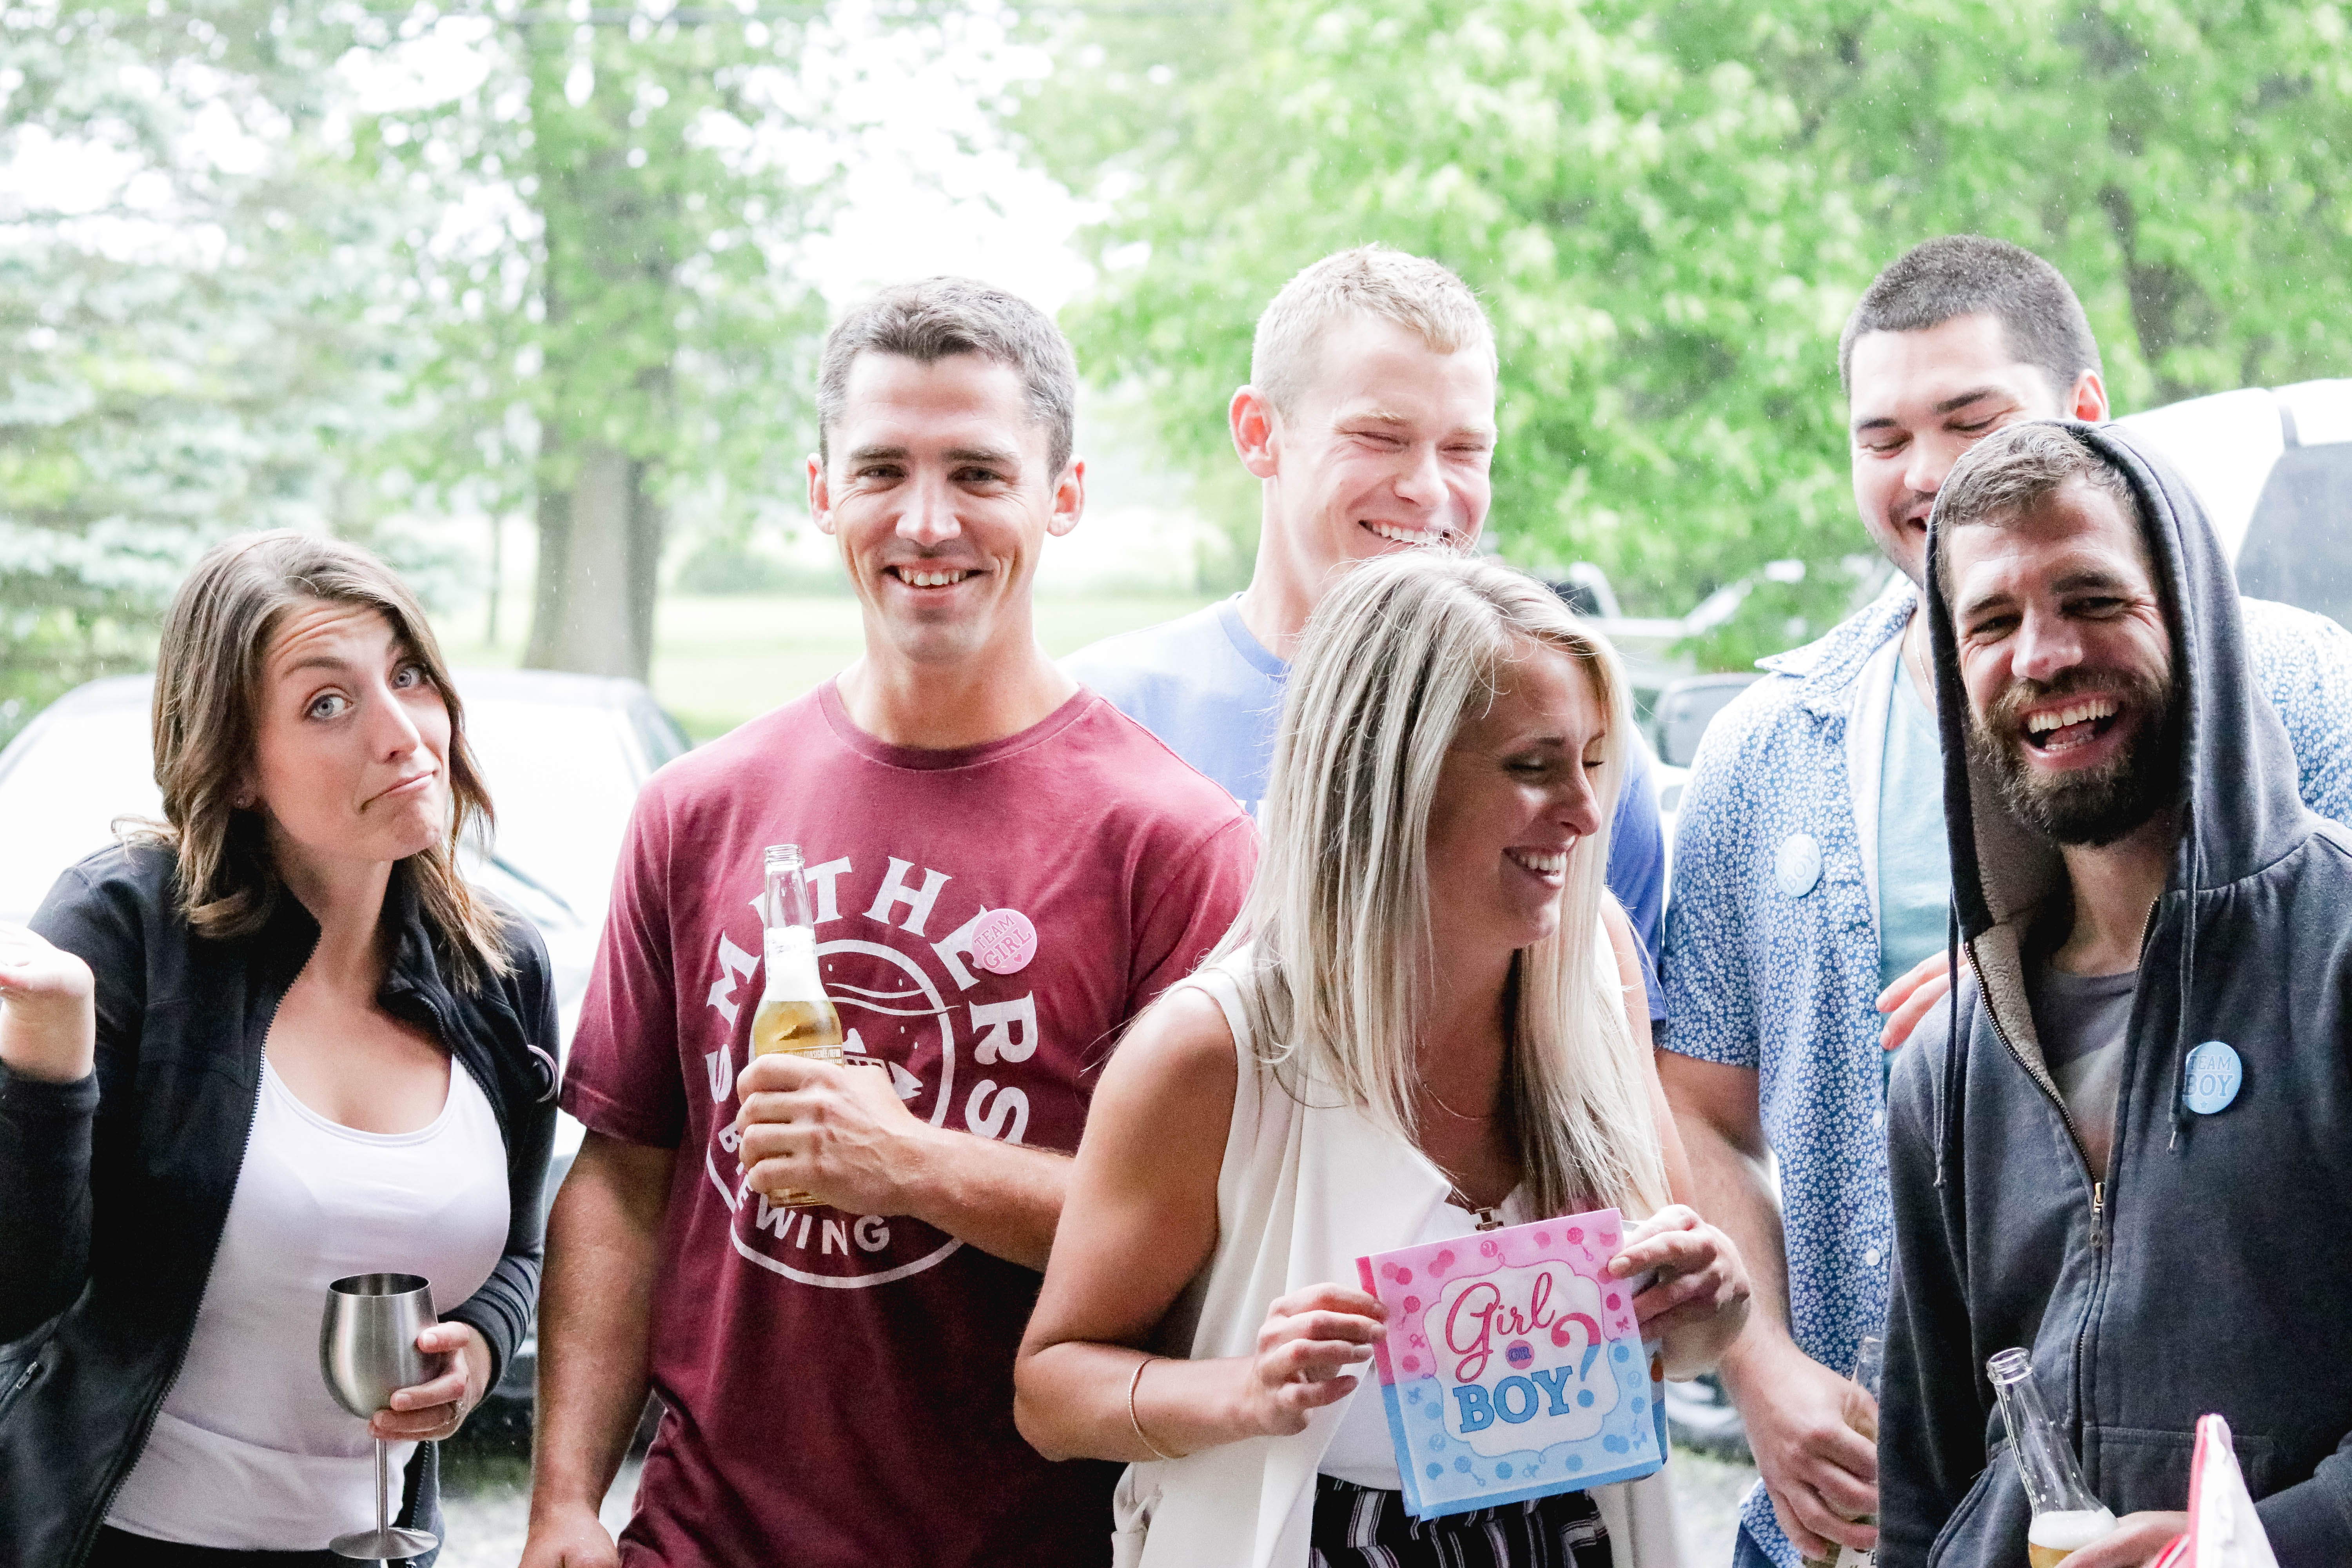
left=520, top=279, right=1257, bottom=1568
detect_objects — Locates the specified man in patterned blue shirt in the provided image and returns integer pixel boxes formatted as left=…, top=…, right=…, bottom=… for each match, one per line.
left=1658, top=235, right=2352, bottom=1568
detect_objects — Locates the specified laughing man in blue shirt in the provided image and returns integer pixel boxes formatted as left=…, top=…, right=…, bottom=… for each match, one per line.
left=1065, top=246, right=1670, bottom=1017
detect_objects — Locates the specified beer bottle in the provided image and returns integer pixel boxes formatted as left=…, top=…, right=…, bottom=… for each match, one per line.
left=750, top=844, right=846, bottom=1207
left=1798, top=1334, right=1886, bottom=1568
left=1986, top=1348, right=2118, bottom=1566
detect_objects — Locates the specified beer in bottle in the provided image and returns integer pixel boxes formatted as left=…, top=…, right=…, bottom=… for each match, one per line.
left=750, top=844, right=845, bottom=1207
left=1987, top=1348, right=2118, bottom=1566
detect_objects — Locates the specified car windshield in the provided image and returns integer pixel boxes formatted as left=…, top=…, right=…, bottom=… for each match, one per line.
left=0, top=686, right=641, bottom=927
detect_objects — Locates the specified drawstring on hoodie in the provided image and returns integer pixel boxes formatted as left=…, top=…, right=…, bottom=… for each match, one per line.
left=2169, top=816, right=2200, bottom=1152
left=1935, top=902, right=1961, bottom=1190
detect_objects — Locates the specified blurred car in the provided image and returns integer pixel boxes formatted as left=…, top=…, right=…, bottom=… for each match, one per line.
left=2117, top=377, right=2352, bottom=626
left=0, top=666, right=688, bottom=1423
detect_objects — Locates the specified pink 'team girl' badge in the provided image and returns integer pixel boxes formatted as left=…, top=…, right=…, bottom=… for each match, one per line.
left=969, top=907, right=1037, bottom=976
left=1355, top=1207, right=1667, bottom=1520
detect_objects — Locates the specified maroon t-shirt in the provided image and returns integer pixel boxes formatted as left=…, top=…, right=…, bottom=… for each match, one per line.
left=562, top=682, right=1256, bottom=1568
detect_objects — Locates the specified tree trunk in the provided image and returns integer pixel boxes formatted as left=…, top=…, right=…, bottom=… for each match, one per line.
left=523, top=439, right=662, bottom=680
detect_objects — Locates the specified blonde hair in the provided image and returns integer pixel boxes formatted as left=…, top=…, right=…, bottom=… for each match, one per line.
left=134, top=530, right=512, bottom=990
left=1212, top=550, right=1668, bottom=1220
left=1250, top=245, right=1496, bottom=419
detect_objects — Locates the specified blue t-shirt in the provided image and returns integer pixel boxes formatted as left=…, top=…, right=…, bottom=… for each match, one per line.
left=1065, top=595, right=1670, bottom=1020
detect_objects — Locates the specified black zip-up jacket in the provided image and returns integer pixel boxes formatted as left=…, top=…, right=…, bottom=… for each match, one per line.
left=1880, top=422, right=2352, bottom=1564
left=0, top=842, right=560, bottom=1566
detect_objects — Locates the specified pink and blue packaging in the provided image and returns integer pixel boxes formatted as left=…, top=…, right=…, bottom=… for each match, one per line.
left=1354, top=1207, right=1668, bottom=1520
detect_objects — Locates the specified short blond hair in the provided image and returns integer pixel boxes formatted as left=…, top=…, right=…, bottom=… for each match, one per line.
left=1250, top=245, right=1495, bottom=418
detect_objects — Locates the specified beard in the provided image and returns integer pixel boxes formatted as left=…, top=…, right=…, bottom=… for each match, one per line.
left=1967, top=666, right=2179, bottom=847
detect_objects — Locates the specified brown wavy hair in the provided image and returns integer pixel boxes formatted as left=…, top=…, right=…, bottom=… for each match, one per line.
left=132, top=530, right=510, bottom=989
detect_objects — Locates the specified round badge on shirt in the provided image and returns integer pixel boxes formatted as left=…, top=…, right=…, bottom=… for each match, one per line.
left=2182, top=1040, right=2242, bottom=1115
left=970, top=907, right=1038, bottom=976
left=1776, top=833, right=1823, bottom=899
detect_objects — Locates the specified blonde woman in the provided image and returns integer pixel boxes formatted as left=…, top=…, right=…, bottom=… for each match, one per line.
left=1016, top=551, right=1749, bottom=1568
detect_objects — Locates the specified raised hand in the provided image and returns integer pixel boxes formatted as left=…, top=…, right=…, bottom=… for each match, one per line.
left=0, top=923, right=96, bottom=1084
left=734, top=1051, right=935, bottom=1217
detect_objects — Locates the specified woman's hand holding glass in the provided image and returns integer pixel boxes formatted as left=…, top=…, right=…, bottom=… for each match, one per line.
left=1237, top=1285, right=1390, bottom=1438
left=1608, top=1203, right=1751, bottom=1379
left=374, top=1320, right=493, bottom=1443
left=0, top=923, right=96, bottom=1084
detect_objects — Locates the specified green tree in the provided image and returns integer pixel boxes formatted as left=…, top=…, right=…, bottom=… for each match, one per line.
left=0, top=0, right=416, bottom=734
left=368, top=2, right=832, bottom=680
left=1012, top=0, right=2352, bottom=666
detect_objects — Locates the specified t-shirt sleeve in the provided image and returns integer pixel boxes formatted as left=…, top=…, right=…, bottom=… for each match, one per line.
left=1604, top=748, right=1668, bottom=1022
left=1125, top=813, right=1258, bottom=1013
left=1660, top=725, right=1761, bottom=1068
left=560, top=784, right=689, bottom=1149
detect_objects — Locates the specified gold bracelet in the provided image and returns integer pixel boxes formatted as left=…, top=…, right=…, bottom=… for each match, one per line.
left=1127, top=1355, right=1178, bottom=1461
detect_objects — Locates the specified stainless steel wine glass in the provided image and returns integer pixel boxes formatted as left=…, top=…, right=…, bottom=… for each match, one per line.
left=319, top=1273, right=443, bottom=1562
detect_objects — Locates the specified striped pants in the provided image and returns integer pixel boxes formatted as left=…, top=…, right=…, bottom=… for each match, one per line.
left=1308, top=1475, right=1613, bottom=1568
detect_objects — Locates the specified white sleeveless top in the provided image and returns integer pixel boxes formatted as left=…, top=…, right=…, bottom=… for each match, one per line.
left=107, top=1056, right=510, bottom=1549
left=1112, top=925, right=1682, bottom=1568
left=1318, top=1185, right=1535, bottom=1488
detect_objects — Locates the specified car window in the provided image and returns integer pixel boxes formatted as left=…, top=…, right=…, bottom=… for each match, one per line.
left=627, top=695, right=690, bottom=771
left=0, top=706, right=164, bottom=921
left=463, top=697, right=643, bottom=926
left=2235, top=443, right=2352, bottom=628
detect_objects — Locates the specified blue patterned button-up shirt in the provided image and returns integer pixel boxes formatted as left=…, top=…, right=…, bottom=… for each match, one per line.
left=1662, top=576, right=2352, bottom=1567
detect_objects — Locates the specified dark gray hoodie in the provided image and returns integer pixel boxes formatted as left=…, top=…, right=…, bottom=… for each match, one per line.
left=1880, top=421, right=2352, bottom=1565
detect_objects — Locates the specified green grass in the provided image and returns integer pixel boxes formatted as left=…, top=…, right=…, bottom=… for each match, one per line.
left=440, top=591, right=1220, bottom=742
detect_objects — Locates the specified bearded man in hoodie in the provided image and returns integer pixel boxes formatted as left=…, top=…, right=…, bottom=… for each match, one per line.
left=1880, top=418, right=2352, bottom=1567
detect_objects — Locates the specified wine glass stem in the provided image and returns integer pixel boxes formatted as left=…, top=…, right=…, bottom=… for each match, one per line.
left=375, top=1436, right=391, bottom=1536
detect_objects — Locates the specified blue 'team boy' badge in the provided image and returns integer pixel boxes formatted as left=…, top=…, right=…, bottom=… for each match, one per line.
left=2183, top=1041, right=2242, bottom=1116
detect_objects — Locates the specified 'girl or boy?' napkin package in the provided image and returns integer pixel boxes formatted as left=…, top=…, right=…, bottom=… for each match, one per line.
left=1355, top=1208, right=1668, bottom=1519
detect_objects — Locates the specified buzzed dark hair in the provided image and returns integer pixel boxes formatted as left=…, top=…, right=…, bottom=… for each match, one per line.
left=1838, top=236, right=2102, bottom=403
left=817, top=276, right=1080, bottom=477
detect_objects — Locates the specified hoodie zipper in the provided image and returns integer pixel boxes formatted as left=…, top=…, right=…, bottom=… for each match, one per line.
left=75, top=971, right=294, bottom=1566
left=1962, top=899, right=2160, bottom=1467
left=1965, top=940, right=2102, bottom=1220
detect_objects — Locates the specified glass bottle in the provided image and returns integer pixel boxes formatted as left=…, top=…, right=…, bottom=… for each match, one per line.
left=1800, top=1334, right=1887, bottom=1568
left=1986, top=1348, right=2118, bottom=1566
left=750, top=844, right=845, bottom=1207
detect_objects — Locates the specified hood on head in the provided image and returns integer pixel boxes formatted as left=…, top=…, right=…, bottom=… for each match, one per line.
left=1920, top=420, right=2313, bottom=1151
left=1922, top=419, right=2306, bottom=946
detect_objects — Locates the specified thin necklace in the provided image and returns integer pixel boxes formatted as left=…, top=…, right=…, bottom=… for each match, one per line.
left=1427, top=1089, right=1507, bottom=1230
left=1425, top=1085, right=1495, bottom=1120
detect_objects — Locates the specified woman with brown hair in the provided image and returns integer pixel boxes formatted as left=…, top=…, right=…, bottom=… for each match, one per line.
left=0, top=532, right=559, bottom=1566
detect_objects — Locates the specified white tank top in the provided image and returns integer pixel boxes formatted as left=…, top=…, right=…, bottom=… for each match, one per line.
left=1114, top=928, right=1682, bottom=1568
left=107, top=1055, right=510, bottom=1550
